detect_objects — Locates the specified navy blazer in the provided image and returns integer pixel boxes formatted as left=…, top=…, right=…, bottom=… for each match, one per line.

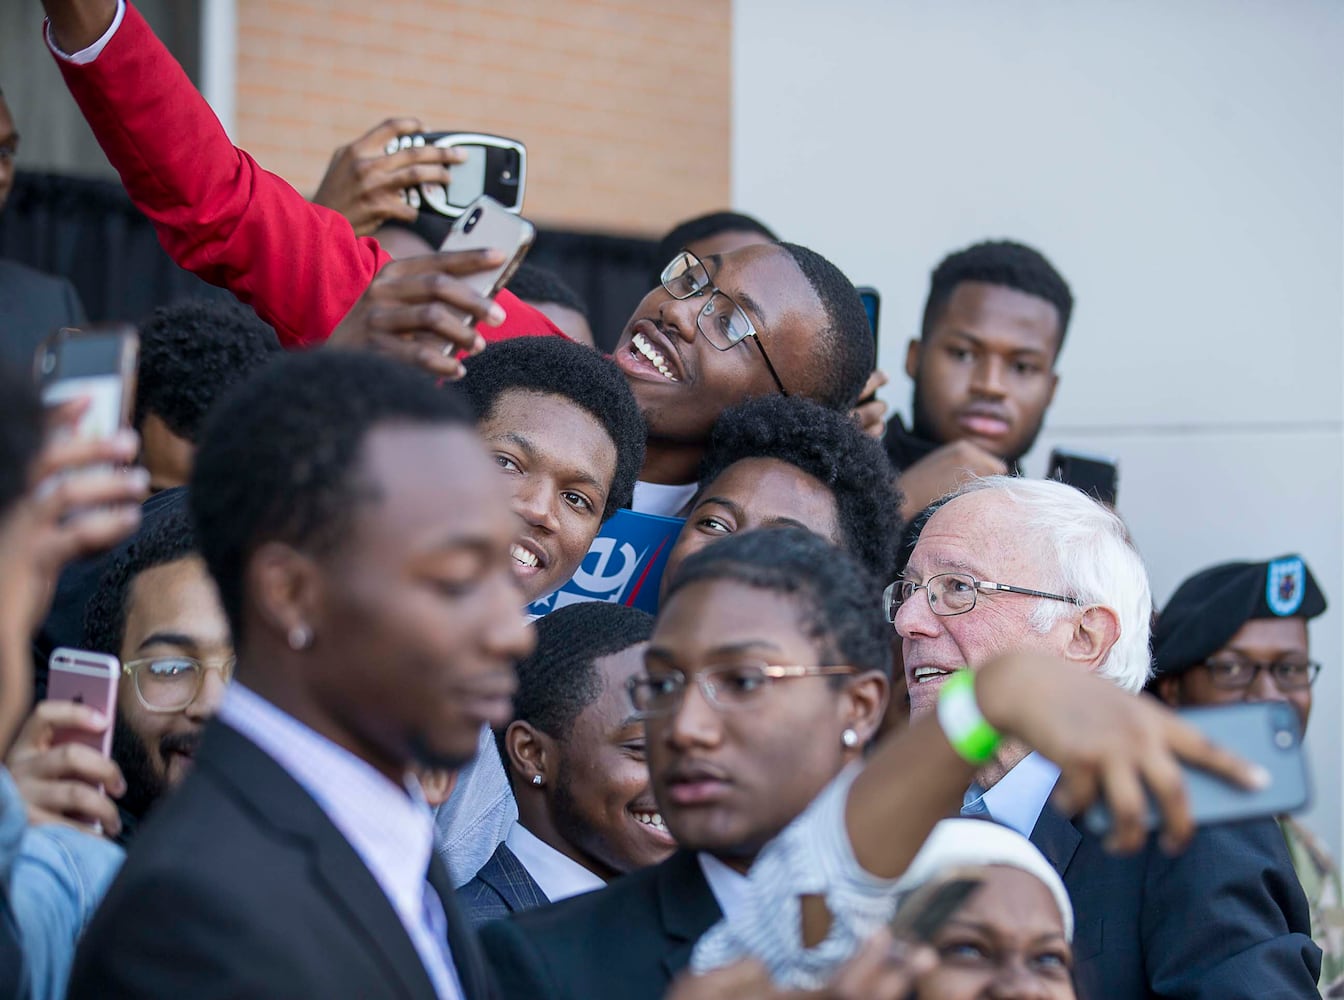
left=459, top=842, right=549, bottom=927
left=480, top=849, right=721, bottom=1000
left=1031, top=804, right=1320, bottom=1000
left=68, top=721, right=497, bottom=1000
left=0, top=259, right=85, bottom=372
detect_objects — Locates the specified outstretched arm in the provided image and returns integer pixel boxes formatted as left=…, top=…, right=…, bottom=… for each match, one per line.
left=42, top=0, right=558, bottom=352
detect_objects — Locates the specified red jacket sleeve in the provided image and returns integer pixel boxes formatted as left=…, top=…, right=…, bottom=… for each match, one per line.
left=50, top=2, right=560, bottom=348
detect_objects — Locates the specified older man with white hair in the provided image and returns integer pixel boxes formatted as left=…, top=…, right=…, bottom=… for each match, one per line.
left=892, top=476, right=1320, bottom=999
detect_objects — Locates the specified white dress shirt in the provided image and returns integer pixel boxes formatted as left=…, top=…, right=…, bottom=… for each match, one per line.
left=697, top=851, right=751, bottom=920
left=219, top=684, right=464, bottom=1000
left=632, top=479, right=698, bottom=517
left=44, top=0, right=125, bottom=62
left=504, top=823, right=604, bottom=903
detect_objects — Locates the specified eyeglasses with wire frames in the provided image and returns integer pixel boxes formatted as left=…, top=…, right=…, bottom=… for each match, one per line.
left=627, top=661, right=855, bottom=718
left=122, top=655, right=235, bottom=713
left=659, top=250, right=789, bottom=396
left=884, top=573, right=1083, bottom=622
left=1195, top=657, right=1321, bottom=692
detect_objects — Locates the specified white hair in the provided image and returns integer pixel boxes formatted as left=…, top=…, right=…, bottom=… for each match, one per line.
left=947, top=476, right=1153, bottom=692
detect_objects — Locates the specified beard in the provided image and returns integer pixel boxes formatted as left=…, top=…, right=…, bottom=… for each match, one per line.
left=549, top=762, right=620, bottom=881
left=111, top=717, right=168, bottom=822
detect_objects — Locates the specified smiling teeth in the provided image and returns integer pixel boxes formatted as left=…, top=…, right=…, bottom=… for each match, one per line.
left=913, top=667, right=948, bottom=684
left=511, top=544, right=540, bottom=569
left=632, top=333, right=678, bottom=382
left=633, top=810, right=669, bottom=833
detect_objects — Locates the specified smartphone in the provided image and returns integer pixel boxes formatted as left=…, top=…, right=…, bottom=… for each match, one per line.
left=437, top=195, right=536, bottom=351
left=1047, top=449, right=1118, bottom=506
left=1083, top=701, right=1311, bottom=837
left=855, top=287, right=881, bottom=404
left=34, top=324, right=139, bottom=442
left=45, top=647, right=119, bottom=759
left=889, top=872, right=983, bottom=942
left=386, top=132, right=526, bottom=218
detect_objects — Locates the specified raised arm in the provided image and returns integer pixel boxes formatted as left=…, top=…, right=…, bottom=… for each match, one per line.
left=42, top=0, right=558, bottom=351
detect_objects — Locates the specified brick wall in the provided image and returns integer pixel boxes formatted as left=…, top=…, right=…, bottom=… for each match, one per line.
left=235, top=0, right=731, bottom=235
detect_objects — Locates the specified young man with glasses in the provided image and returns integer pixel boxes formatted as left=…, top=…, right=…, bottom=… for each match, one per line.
left=41, top=0, right=875, bottom=519
left=1149, top=554, right=1342, bottom=994
left=892, top=477, right=1319, bottom=998
left=7, top=505, right=230, bottom=847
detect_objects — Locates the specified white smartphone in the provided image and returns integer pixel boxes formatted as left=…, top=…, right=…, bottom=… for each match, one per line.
left=34, top=324, right=139, bottom=442
left=437, top=195, right=535, bottom=352
left=45, top=647, right=120, bottom=760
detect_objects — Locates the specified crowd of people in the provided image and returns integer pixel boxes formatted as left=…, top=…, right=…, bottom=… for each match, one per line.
left=0, top=0, right=1337, bottom=998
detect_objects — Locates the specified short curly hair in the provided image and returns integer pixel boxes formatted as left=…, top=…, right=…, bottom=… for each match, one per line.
left=776, top=242, right=874, bottom=411
left=189, top=351, right=475, bottom=641
left=922, top=240, right=1073, bottom=355
left=133, top=299, right=281, bottom=441
left=461, top=337, right=645, bottom=521
left=84, top=505, right=198, bottom=657
left=697, top=396, right=903, bottom=580
left=665, top=527, right=892, bottom=678
left=494, top=602, right=654, bottom=773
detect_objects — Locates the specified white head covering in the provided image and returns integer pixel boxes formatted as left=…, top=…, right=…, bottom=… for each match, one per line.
left=894, top=818, right=1075, bottom=941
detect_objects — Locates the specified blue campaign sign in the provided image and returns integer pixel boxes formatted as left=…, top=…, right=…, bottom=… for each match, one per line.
left=526, top=509, right=685, bottom=617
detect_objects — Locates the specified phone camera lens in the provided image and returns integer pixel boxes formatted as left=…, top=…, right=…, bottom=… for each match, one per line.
left=464, top=208, right=482, bottom=233
left=1275, top=729, right=1295, bottom=749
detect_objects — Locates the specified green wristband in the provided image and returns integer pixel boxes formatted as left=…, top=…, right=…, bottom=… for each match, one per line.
left=936, top=669, right=1002, bottom=765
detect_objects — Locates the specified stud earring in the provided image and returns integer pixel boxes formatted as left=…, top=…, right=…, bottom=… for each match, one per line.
left=531, top=774, right=544, bottom=786
left=287, top=625, right=313, bottom=651
left=841, top=728, right=860, bottom=749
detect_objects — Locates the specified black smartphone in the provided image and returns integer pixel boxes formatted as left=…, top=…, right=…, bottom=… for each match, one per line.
left=855, top=287, right=881, bottom=404
left=1083, top=701, right=1311, bottom=837
left=1047, top=449, right=1118, bottom=506
left=889, top=873, right=982, bottom=942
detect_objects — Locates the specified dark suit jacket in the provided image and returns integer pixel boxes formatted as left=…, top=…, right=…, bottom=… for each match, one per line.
left=1031, top=804, right=1321, bottom=1000
left=459, top=842, right=549, bottom=927
left=479, top=849, right=721, bottom=1000
left=0, top=259, right=85, bottom=373
left=66, top=721, right=496, bottom=1000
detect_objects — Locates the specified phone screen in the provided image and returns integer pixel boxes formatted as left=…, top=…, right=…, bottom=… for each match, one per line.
left=446, top=146, right=487, bottom=209
left=37, top=330, right=138, bottom=442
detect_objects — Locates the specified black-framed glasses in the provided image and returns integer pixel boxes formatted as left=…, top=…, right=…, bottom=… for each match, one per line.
left=883, top=573, right=1083, bottom=622
left=122, top=656, right=235, bottom=713
left=627, top=661, right=855, bottom=718
left=659, top=250, right=789, bottom=396
left=1197, top=657, right=1321, bottom=692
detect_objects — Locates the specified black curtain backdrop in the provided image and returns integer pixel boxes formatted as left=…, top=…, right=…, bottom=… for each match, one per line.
left=0, top=171, right=660, bottom=353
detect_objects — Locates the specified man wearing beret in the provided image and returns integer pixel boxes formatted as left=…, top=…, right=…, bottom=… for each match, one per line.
left=1152, top=554, right=1342, bottom=996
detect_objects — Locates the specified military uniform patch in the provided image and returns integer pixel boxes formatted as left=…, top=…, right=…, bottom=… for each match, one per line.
left=1267, top=556, right=1307, bottom=617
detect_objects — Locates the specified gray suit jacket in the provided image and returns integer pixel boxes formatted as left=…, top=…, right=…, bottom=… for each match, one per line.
left=459, top=842, right=549, bottom=927
left=0, top=259, right=86, bottom=372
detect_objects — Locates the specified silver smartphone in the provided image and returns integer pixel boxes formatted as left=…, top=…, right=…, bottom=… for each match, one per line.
left=1084, top=700, right=1310, bottom=836
left=437, top=195, right=535, bottom=351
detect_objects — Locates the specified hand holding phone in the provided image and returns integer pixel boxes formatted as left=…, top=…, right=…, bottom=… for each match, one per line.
left=1083, top=701, right=1310, bottom=838
left=436, top=195, right=535, bottom=352
left=385, top=132, right=527, bottom=218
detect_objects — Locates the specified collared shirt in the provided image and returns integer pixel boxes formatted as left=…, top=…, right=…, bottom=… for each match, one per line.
left=698, top=852, right=750, bottom=920
left=504, top=823, right=604, bottom=903
left=632, top=480, right=697, bottom=518
left=962, top=751, right=1061, bottom=838
left=436, top=725, right=518, bottom=887
left=219, top=684, right=464, bottom=1000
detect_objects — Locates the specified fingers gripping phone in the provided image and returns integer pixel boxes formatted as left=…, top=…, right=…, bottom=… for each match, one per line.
left=34, top=324, right=139, bottom=442
left=45, top=647, right=119, bottom=759
left=1083, top=701, right=1311, bottom=837
left=386, top=132, right=526, bottom=218
left=437, top=195, right=535, bottom=351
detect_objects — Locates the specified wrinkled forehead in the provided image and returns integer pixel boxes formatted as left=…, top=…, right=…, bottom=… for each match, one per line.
left=908, top=491, right=1049, bottom=581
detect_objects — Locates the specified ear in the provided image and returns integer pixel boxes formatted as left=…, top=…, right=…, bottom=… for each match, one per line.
left=840, top=671, right=891, bottom=752
left=248, top=541, right=325, bottom=643
left=505, top=721, right=555, bottom=788
left=1153, top=675, right=1183, bottom=709
left=904, top=338, right=921, bottom=381
left=1065, top=605, right=1122, bottom=672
